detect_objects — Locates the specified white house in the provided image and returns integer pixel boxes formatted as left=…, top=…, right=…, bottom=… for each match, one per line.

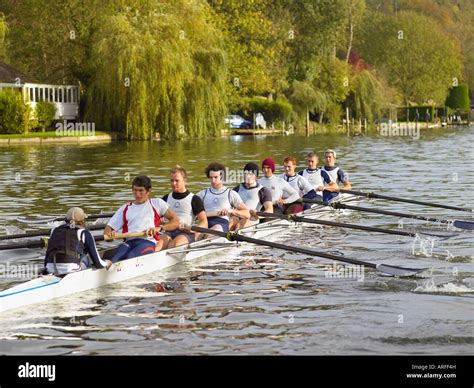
left=0, top=62, right=79, bottom=120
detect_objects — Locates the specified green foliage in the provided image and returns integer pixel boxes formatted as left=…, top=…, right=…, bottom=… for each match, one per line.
left=0, top=0, right=106, bottom=84
left=230, top=97, right=292, bottom=125
left=356, top=11, right=462, bottom=105
left=346, top=69, right=392, bottom=122
left=289, top=81, right=327, bottom=116
left=446, top=84, right=470, bottom=110
left=366, top=0, right=474, bottom=101
left=209, top=0, right=288, bottom=97
left=2, top=0, right=472, bottom=136
left=0, top=13, right=6, bottom=58
left=0, top=90, right=32, bottom=134
left=35, top=101, right=56, bottom=130
left=84, top=0, right=227, bottom=139
left=284, top=0, right=348, bottom=82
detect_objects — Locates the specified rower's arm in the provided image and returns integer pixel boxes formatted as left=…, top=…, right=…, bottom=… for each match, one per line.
left=232, top=202, right=250, bottom=220
left=324, top=181, right=339, bottom=192
left=161, top=208, right=180, bottom=231
left=195, top=210, right=208, bottom=229
left=342, top=180, right=352, bottom=190
left=192, top=210, right=208, bottom=240
left=263, top=201, right=273, bottom=213
left=282, top=182, right=300, bottom=204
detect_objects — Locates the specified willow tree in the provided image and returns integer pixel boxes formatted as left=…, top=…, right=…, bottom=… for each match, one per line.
left=84, top=0, right=227, bottom=139
left=289, top=81, right=327, bottom=134
left=0, top=13, right=5, bottom=58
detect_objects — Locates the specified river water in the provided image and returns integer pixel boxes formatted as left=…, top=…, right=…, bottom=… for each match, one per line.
left=0, top=126, right=472, bottom=355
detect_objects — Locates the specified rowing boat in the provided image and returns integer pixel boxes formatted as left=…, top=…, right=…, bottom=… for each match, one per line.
left=0, top=194, right=357, bottom=313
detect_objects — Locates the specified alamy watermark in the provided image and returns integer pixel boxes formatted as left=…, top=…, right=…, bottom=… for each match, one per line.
left=0, top=263, right=42, bottom=279
left=379, top=122, right=420, bottom=140
left=324, top=262, right=365, bottom=282
left=55, top=120, right=96, bottom=137
left=224, top=167, right=259, bottom=184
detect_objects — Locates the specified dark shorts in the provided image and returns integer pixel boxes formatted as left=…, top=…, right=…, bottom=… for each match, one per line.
left=165, top=230, right=196, bottom=243
left=208, top=216, right=229, bottom=232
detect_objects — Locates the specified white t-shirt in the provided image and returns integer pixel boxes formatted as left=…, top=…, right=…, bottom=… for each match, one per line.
left=107, top=198, right=169, bottom=242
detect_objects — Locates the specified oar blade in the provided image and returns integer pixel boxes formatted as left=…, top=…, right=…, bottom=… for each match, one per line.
left=452, top=220, right=474, bottom=231
left=376, top=263, right=428, bottom=277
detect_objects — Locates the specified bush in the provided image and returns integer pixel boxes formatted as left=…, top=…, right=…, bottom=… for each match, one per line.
left=445, top=84, right=470, bottom=110
left=0, top=90, right=32, bottom=134
left=229, top=97, right=293, bottom=125
left=35, top=101, right=56, bottom=131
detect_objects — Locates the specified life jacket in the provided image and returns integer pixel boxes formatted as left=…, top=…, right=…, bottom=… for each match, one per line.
left=122, top=199, right=161, bottom=241
left=45, top=224, right=84, bottom=267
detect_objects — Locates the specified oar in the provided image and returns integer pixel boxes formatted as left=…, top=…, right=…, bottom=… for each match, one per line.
left=0, top=231, right=111, bottom=251
left=0, top=230, right=154, bottom=251
left=16, top=213, right=114, bottom=224
left=256, top=212, right=452, bottom=238
left=189, top=225, right=428, bottom=277
left=338, top=189, right=473, bottom=213
left=303, top=199, right=474, bottom=231
left=0, top=223, right=107, bottom=241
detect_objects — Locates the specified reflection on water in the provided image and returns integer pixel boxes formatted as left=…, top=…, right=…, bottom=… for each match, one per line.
left=0, top=127, right=473, bottom=354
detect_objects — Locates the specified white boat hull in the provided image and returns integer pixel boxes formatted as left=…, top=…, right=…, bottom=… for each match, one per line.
left=0, top=195, right=355, bottom=313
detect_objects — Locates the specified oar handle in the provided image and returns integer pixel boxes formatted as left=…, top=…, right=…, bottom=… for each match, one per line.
left=103, top=231, right=148, bottom=241
left=206, top=211, right=245, bottom=218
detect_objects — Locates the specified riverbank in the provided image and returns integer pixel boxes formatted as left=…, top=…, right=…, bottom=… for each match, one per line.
left=0, top=131, right=115, bottom=145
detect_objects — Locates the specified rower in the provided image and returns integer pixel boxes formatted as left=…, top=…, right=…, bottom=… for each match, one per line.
left=298, top=152, right=336, bottom=205
left=44, top=207, right=112, bottom=275
left=231, top=162, right=273, bottom=229
left=104, top=175, right=180, bottom=262
left=321, top=149, right=352, bottom=202
left=279, top=155, right=316, bottom=211
left=258, top=158, right=300, bottom=214
left=196, top=162, right=250, bottom=234
left=159, top=165, right=208, bottom=248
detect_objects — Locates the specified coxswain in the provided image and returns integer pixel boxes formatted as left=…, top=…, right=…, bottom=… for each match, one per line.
left=44, top=207, right=112, bottom=275
left=231, top=162, right=273, bottom=229
left=159, top=165, right=208, bottom=248
left=257, top=158, right=300, bottom=214
left=104, top=175, right=180, bottom=262
left=196, top=162, right=250, bottom=234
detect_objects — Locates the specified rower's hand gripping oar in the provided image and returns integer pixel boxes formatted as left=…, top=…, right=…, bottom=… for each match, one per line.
left=256, top=212, right=453, bottom=239
left=188, top=225, right=428, bottom=277
left=303, top=199, right=474, bottom=231
left=338, top=188, right=473, bottom=213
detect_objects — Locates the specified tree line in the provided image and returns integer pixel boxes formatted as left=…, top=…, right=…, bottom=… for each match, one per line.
left=0, top=0, right=471, bottom=139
